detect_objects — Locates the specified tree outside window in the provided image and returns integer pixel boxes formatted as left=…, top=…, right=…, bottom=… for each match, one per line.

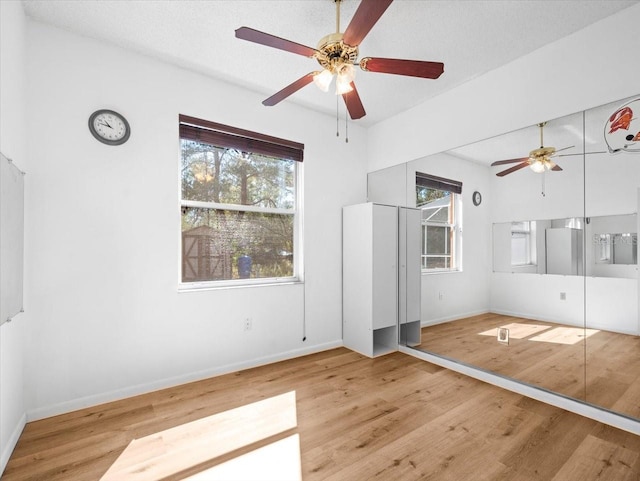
left=180, top=116, right=301, bottom=285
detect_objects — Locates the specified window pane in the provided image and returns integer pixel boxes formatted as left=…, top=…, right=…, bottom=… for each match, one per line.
left=181, top=140, right=295, bottom=209
left=426, top=225, right=450, bottom=255
left=511, top=234, right=529, bottom=265
left=427, top=206, right=450, bottom=223
left=426, top=257, right=450, bottom=269
left=182, top=207, right=294, bottom=282
left=418, top=182, right=460, bottom=271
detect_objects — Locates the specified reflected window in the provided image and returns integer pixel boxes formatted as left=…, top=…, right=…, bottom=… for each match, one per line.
left=416, top=173, right=462, bottom=271
left=511, top=221, right=537, bottom=266
left=596, top=234, right=612, bottom=263
left=180, top=115, right=302, bottom=286
left=595, top=232, right=637, bottom=265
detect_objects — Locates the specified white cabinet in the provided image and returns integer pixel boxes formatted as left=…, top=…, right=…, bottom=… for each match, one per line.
left=343, top=203, right=421, bottom=357
left=399, top=207, right=422, bottom=346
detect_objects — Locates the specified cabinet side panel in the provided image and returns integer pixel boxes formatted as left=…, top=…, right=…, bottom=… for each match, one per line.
left=399, top=208, right=408, bottom=325
left=343, top=204, right=374, bottom=356
left=405, top=208, right=422, bottom=323
left=372, top=205, right=398, bottom=330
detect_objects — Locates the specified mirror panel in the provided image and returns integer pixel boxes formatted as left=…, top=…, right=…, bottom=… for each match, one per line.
left=369, top=93, right=640, bottom=420
left=584, top=96, right=640, bottom=418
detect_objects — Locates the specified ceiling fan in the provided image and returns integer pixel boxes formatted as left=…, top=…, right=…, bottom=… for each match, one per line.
left=235, top=0, right=444, bottom=120
left=491, top=122, right=574, bottom=177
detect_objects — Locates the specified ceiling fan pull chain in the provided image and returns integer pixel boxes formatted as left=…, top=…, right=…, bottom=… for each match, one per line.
left=345, top=113, right=349, bottom=143
left=336, top=95, right=340, bottom=137
left=541, top=172, right=546, bottom=197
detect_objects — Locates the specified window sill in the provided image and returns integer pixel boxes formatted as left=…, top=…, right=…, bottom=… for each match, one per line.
left=178, top=278, right=302, bottom=292
left=421, top=269, right=462, bottom=275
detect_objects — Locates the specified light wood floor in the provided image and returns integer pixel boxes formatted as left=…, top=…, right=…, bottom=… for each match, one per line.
left=3, top=348, right=640, bottom=481
left=415, top=313, right=640, bottom=420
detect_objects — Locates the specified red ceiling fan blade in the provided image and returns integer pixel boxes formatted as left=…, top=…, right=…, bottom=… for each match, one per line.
left=235, top=27, right=319, bottom=57
left=342, top=82, right=366, bottom=120
left=360, top=57, right=444, bottom=79
left=343, top=0, right=394, bottom=46
left=497, top=161, right=530, bottom=177
left=491, top=157, right=529, bottom=166
left=262, top=73, right=316, bottom=106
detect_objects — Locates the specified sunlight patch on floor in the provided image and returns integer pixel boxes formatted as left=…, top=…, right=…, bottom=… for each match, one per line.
left=529, top=327, right=600, bottom=345
left=478, top=322, right=552, bottom=339
left=100, top=391, right=300, bottom=481
left=183, top=434, right=301, bottom=481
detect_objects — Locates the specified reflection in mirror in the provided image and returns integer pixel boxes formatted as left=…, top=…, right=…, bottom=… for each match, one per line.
left=595, top=233, right=637, bottom=265
left=370, top=93, right=640, bottom=421
left=493, top=217, right=586, bottom=275
left=408, top=108, right=588, bottom=404
left=587, top=214, right=638, bottom=277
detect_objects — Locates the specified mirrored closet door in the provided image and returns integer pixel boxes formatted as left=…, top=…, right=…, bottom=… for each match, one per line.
left=368, top=94, right=640, bottom=420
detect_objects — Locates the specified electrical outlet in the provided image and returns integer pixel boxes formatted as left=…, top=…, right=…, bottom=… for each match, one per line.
left=560, top=292, right=566, bottom=300
left=438, top=292, right=444, bottom=301
left=244, top=318, right=252, bottom=331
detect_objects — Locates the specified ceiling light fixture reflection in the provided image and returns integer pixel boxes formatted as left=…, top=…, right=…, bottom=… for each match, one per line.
left=529, top=156, right=557, bottom=173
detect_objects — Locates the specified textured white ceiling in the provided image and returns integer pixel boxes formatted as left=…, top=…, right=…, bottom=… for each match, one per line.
left=21, top=0, right=638, bottom=126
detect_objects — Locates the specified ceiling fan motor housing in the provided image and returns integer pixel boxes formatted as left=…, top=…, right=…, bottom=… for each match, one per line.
left=315, top=33, right=359, bottom=72
left=529, top=146, right=556, bottom=161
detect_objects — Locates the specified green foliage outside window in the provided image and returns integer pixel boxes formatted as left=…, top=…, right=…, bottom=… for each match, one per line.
left=181, top=139, right=296, bottom=282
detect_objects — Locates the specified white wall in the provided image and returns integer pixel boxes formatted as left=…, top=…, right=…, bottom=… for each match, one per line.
left=22, top=20, right=367, bottom=419
left=0, top=0, right=28, bottom=474
left=367, top=3, right=640, bottom=172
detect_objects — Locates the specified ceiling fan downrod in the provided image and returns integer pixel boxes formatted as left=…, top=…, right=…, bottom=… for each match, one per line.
left=538, top=122, right=546, bottom=148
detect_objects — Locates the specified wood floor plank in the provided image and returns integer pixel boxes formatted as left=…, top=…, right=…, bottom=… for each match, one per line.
left=417, top=313, right=640, bottom=418
left=551, top=434, right=639, bottom=481
left=4, top=348, right=640, bottom=481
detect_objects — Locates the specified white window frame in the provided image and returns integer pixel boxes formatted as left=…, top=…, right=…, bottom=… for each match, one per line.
left=178, top=117, right=303, bottom=290
left=419, top=190, right=462, bottom=273
left=511, top=220, right=537, bottom=267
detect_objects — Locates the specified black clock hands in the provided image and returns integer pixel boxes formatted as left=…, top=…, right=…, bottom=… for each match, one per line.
left=89, top=109, right=130, bottom=146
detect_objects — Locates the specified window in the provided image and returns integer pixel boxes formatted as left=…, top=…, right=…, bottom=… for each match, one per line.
left=511, top=221, right=536, bottom=266
left=416, top=173, right=462, bottom=271
left=179, top=115, right=302, bottom=286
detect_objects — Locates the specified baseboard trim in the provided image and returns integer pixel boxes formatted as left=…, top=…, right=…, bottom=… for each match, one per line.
left=27, top=340, right=343, bottom=422
left=400, top=345, right=640, bottom=436
left=489, top=308, right=584, bottom=328
left=421, top=309, right=489, bottom=327
left=1, top=412, right=26, bottom=476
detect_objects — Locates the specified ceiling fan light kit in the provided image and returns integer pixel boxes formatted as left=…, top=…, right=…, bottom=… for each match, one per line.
left=235, top=0, right=444, bottom=121
left=491, top=122, right=572, bottom=177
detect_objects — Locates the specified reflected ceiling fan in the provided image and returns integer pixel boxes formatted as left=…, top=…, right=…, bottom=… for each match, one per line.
left=491, top=122, right=574, bottom=177
left=235, top=0, right=444, bottom=120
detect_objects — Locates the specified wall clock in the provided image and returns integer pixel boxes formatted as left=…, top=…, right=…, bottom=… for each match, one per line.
left=472, top=191, right=482, bottom=206
left=88, top=109, right=130, bottom=145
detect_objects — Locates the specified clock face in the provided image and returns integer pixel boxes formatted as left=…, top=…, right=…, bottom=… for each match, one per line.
left=89, top=110, right=130, bottom=145
left=473, top=191, right=482, bottom=206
